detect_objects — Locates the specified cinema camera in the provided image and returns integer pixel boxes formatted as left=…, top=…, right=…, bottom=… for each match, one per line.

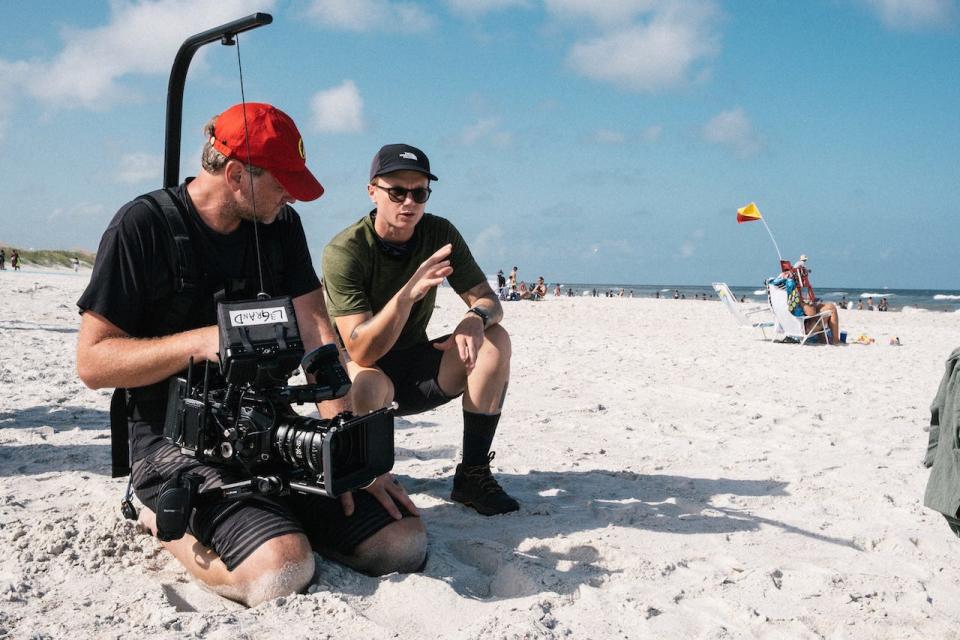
left=155, top=296, right=394, bottom=542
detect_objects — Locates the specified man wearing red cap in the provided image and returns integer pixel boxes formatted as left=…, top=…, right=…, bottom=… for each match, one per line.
left=76, top=104, right=425, bottom=606
left=323, top=143, right=519, bottom=518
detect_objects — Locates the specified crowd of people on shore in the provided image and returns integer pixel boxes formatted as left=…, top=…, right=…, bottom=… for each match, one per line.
left=496, top=267, right=551, bottom=301
left=839, top=295, right=890, bottom=311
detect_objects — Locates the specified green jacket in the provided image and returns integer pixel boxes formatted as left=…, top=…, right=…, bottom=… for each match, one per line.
left=923, top=346, right=960, bottom=523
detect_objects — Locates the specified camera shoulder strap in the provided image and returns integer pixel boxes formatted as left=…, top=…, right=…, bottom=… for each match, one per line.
left=109, top=188, right=203, bottom=478
left=137, top=188, right=203, bottom=327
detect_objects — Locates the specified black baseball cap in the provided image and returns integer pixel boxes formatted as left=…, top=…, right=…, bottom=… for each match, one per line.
left=370, top=143, right=438, bottom=182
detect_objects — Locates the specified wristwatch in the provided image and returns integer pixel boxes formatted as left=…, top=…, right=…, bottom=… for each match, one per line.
left=466, top=306, right=490, bottom=327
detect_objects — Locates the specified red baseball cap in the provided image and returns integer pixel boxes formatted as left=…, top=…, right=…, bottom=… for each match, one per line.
left=211, top=103, right=324, bottom=201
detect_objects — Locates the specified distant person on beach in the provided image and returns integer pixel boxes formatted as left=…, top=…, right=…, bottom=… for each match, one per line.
left=322, top=143, right=518, bottom=518
left=0, top=248, right=5, bottom=270
left=857, top=300, right=863, bottom=310
left=517, top=280, right=533, bottom=300
left=533, top=276, right=547, bottom=299
left=554, top=283, right=561, bottom=296
left=72, top=256, right=80, bottom=272
left=11, top=250, right=20, bottom=271
left=867, top=296, right=874, bottom=311
left=75, top=104, right=425, bottom=607
left=496, top=269, right=506, bottom=292
left=508, top=266, right=517, bottom=289
left=879, top=297, right=888, bottom=312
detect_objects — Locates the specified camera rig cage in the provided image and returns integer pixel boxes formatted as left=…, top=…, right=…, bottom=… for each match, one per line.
left=156, top=295, right=395, bottom=541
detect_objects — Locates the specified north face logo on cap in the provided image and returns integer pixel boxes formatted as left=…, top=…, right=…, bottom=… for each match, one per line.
left=399, top=151, right=418, bottom=161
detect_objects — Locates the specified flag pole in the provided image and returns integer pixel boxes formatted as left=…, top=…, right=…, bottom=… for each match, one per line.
left=760, top=217, right=783, bottom=263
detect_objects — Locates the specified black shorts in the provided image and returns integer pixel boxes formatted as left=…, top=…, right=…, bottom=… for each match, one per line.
left=376, top=335, right=463, bottom=416
left=131, top=436, right=409, bottom=571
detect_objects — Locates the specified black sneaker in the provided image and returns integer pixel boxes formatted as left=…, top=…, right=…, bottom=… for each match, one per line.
left=451, top=452, right=519, bottom=516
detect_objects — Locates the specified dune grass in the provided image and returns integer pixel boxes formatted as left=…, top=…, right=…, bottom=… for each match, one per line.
left=1, top=246, right=96, bottom=269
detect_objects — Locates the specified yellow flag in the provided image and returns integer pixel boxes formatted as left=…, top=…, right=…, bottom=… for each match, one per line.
left=737, top=202, right=762, bottom=224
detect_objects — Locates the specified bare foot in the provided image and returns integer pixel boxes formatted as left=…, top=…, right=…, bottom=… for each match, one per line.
left=138, top=506, right=158, bottom=536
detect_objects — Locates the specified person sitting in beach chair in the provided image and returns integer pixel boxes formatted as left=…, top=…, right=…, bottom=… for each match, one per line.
left=517, top=280, right=533, bottom=300
left=532, top=277, right=547, bottom=300
left=768, top=268, right=841, bottom=345
left=322, top=143, right=519, bottom=516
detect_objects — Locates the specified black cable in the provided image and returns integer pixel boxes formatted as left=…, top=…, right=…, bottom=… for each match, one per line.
left=233, top=34, right=267, bottom=298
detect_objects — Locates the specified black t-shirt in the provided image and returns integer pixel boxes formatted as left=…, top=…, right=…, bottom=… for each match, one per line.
left=77, top=181, right=321, bottom=457
left=78, top=181, right=319, bottom=335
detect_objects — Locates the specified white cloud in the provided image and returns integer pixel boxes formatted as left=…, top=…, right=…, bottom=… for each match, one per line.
left=11, top=0, right=271, bottom=108
left=641, top=124, right=663, bottom=142
left=861, top=0, right=957, bottom=30
left=310, top=80, right=365, bottom=133
left=307, top=0, right=436, bottom=31
left=590, top=128, right=626, bottom=144
left=563, top=1, right=721, bottom=93
left=545, top=0, right=661, bottom=27
left=471, top=224, right=506, bottom=262
left=445, top=0, right=530, bottom=17
left=702, top=107, right=763, bottom=159
left=116, top=152, right=163, bottom=184
left=46, top=202, right=107, bottom=226
left=458, top=118, right=512, bottom=146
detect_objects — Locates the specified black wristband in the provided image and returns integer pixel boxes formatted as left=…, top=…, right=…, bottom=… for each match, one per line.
left=466, top=306, right=490, bottom=327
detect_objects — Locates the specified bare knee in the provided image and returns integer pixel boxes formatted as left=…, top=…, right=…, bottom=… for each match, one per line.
left=481, top=324, right=512, bottom=364
left=224, top=533, right=315, bottom=607
left=348, top=517, right=427, bottom=576
left=347, top=365, right=395, bottom=413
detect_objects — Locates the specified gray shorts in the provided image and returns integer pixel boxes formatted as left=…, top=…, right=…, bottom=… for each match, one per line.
left=132, top=438, right=409, bottom=571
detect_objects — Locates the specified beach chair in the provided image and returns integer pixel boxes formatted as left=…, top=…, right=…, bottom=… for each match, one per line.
left=766, top=283, right=831, bottom=345
left=712, top=282, right=775, bottom=340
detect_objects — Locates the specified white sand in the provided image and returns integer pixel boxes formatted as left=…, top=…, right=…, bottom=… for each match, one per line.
left=1, top=268, right=958, bottom=638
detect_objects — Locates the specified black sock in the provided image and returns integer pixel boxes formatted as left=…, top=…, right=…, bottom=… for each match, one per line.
left=461, top=411, right=500, bottom=466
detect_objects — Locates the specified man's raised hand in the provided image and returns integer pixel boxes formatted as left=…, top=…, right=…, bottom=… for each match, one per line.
left=403, top=244, right=453, bottom=304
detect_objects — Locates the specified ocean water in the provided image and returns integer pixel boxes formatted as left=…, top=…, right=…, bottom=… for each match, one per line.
left=539, top=282, right=960, bottom=312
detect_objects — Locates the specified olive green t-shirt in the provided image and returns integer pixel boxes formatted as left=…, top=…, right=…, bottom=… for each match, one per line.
left=322, top=212, right=486, bottom=351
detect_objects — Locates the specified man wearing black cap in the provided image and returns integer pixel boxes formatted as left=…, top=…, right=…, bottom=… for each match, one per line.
left=322, top=143, right=518, bottom=516
left=76, top=106, right=426, bottom=607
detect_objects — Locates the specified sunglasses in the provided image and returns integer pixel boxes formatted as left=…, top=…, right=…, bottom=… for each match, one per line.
left=373, top=183, right=432, bottom=204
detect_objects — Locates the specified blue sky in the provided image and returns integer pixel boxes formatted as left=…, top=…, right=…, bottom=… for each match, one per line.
left=0, top=0, right=957, bottom=289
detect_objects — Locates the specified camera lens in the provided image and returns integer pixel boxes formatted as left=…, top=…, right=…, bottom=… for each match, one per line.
left=274, top=416, right=326, bottom=474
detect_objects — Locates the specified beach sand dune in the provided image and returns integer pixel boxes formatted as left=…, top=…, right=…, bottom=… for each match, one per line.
left=1, top=270, right=958, bottom=638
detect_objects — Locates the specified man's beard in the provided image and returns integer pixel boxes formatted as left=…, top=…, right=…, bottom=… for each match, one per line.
left=225, top=197, right=274, bottom=224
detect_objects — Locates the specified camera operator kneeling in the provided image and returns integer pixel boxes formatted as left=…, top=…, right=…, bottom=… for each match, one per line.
left=76, top=104, right=425, bottom=607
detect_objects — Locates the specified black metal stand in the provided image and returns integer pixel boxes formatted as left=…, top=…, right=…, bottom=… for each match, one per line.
left=164, top=13, right=272, bottom=188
